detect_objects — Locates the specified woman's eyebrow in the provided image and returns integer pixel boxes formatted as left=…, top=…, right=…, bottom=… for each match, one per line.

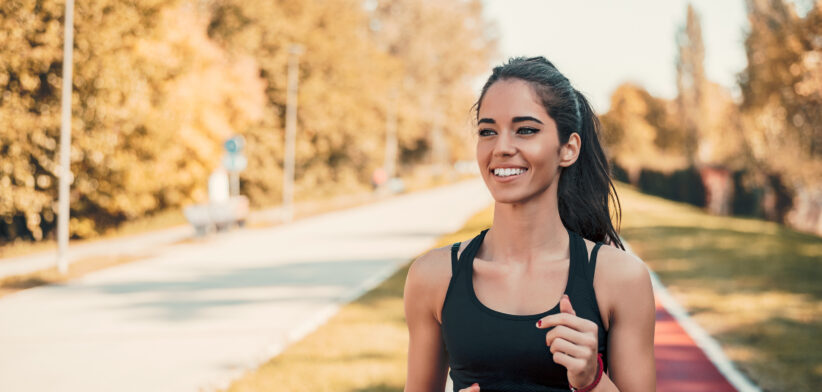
left=478, top=118, right=495, bottom=124
left=512, top=116, right=543, bottom=124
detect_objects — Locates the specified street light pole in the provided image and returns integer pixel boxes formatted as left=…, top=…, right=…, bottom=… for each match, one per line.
left=57, top=0, right=75, bottom=275
left=383, top=89, right=398, bottom=179
left=282, top=44, right=304, bottom=223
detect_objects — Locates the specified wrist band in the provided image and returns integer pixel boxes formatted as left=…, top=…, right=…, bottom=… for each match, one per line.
left=569, top=353, right=603, bottom=392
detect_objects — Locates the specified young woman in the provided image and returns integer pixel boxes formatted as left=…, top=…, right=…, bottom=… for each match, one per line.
left=403, top=57, right=656, bottom=391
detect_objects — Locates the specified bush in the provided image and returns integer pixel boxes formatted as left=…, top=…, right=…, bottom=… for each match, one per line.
left=637, top=166, right=705, bottom=207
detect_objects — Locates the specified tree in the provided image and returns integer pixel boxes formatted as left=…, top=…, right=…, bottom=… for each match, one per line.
left=1, top=0, right=265, bottom=240
left=367, top=0, right=498, bottom=167
left=738, top=0, right=822, bottom=188
left=600, top=83, right=688, bottom=181
left=675, top=3, right=708, bottom=165
left=1, top=0, right=497, bottom=242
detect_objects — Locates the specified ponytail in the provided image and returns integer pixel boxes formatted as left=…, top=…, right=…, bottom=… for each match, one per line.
left=475, top=56, right=624, bottom=249
left=558, top=90, right=624, bottom=249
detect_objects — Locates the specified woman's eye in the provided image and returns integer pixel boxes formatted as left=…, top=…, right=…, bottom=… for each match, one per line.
left=518, top=127, right=539, bottom=135
left=478, top=129, right=496, bottom=136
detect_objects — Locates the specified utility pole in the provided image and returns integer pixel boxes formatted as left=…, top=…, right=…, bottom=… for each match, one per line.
left=57, top=0, right=75, bottom=275
left=431, top=110, right=446, bottom=178
left=383, top=89, right=398, bottom=179
left=282, top=44, right=304, bottom=223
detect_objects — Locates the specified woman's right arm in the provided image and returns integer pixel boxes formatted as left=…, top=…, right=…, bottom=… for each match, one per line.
left=404, top=249, right=450, bottom=392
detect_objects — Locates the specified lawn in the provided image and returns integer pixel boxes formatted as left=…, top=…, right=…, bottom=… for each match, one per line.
left=223, top=181, right=821, bottom=392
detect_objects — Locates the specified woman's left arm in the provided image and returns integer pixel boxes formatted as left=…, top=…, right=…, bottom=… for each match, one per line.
left=536, top=248, right=656, bottom=391
left=596, top=248, right=657, bottom=391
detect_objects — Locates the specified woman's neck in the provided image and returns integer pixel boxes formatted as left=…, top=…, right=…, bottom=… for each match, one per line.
left=483, top=185, right=568, bottom=266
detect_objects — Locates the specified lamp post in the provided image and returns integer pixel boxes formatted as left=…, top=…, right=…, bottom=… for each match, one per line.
left=56, top=0, right=75, bottom=275
left=282, top=44, right=304, bottom=223
left=383, top=89, right=398, bottom=180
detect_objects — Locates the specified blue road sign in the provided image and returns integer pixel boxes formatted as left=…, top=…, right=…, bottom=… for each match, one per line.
left=224, top=135, right=245, bottom=154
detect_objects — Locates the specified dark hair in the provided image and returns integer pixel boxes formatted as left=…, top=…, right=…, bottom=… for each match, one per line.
left=474, top=56, right=624, bottom=250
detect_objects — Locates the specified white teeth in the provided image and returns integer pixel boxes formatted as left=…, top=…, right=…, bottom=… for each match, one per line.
left=493, top=168, right=526, bottom=177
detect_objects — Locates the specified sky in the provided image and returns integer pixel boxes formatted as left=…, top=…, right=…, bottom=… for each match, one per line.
left=480, top=0, right=752, bottom=113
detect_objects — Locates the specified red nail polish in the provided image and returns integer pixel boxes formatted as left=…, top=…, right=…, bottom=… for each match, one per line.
left=537, top=320, right=542, bottom=327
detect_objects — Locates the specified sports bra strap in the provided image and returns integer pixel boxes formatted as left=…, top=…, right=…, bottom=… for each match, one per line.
left=450, top=242, right=461, bottom=276
left=587, top=242, right=604, bottom=284
left=450, top=229, right=489, bottom=280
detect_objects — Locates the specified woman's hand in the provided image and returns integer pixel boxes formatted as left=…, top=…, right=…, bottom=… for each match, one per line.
left=536, top=294, right=600, bottom=389
left=458, top=383, right=480, bottom=391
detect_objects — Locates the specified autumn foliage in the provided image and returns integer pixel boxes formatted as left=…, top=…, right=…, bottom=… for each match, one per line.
left=601, top=1, right=821, bottom=232
left=0, top=0, right=496, bottom=242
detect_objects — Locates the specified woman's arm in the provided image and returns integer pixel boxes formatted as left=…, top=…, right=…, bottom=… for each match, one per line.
left=404, top=249, right=450, bottom=392
left=597, top=247, right=657, bottom=391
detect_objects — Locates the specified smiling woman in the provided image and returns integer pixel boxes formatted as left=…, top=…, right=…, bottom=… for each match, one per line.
left=403, top=57, right=656, bottom=392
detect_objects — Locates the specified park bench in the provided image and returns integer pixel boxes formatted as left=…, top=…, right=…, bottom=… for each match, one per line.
left=183, top=195, right=249, bottom=236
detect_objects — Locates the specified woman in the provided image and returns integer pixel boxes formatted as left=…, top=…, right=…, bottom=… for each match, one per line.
left=403, top=57, right=656, bottom=391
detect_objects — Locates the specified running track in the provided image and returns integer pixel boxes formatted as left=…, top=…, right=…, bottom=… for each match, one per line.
left=654, top=294, right=738, bottom=391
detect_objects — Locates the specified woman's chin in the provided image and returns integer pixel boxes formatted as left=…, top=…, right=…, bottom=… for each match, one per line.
left=489, top=190, right=529, bottom=205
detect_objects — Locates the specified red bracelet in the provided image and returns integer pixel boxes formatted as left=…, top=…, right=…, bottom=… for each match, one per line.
left=569, top=353, right=603, bottom=392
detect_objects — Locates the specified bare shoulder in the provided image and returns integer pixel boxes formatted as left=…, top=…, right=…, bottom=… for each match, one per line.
left=404, top=242, right=466, bottom=324
left=583, top=239, right=654, bottom=328
left=407, top=245, right=452, bottom=283
left=595, top=241, right=651, bottom=284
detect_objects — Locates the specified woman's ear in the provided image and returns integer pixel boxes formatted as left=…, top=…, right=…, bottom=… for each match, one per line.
left=558, top=132, right=581, bottom=167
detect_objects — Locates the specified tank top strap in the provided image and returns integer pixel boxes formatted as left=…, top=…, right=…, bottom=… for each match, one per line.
left=567, top=229, right=588, bottom=269
left=568, top=229, right=604, bottom=286
left=450, top=228, right=489, bottom=280
left=450, top=242, right=461, bottom=276
left=587, top=242, right=604, bottom=285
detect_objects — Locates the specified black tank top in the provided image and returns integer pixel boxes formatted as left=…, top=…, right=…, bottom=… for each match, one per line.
left=440, top=227, right=609, bottom=391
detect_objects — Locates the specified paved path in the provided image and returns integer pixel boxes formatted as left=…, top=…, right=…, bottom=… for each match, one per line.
left=0, top=179, right=493, bottom=392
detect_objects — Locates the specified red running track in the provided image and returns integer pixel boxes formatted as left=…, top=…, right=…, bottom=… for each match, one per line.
left=654, top=295, right=738, bottom=391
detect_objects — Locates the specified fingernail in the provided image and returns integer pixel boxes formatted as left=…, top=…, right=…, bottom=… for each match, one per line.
left=536, top=320, right=542, bottom=327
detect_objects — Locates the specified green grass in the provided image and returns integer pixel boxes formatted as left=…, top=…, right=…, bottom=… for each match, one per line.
left=615, top=182, right=822, bottom=392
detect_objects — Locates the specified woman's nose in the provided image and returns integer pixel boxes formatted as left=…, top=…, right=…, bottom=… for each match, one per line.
left=493, top=132, right=516, bottom=157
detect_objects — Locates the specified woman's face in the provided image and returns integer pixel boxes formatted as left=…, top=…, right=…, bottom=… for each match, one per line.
left=476, top=78, right=579, bottom=204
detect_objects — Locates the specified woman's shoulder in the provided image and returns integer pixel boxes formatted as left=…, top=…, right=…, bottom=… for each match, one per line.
left=594, top=240, right=651, bottom=285
left=405, top=241, right=471, bottom=323
left=583, top=238, right=654, bottom=325
left=407, top=245, right=452, bottom=284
